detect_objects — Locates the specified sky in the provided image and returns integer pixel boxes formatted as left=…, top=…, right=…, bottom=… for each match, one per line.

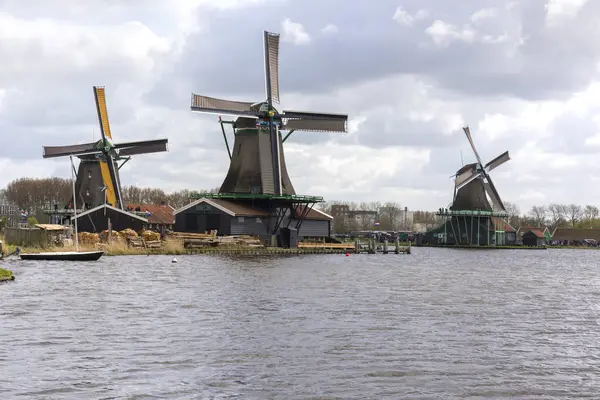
left=0, top=0, right=599, bottom=213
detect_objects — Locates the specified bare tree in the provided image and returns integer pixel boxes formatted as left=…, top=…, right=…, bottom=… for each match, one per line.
left=566, top=204, right=583, bottom=227
left=583, top=204, right=599, bottom=227
left=547, top=203, right=567, bottom=228
left=504, top=201, right=521, bottom=228
left=528, top=205, right=547, bottom=226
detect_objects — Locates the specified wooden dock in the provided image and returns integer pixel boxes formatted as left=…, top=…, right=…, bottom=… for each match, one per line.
left=184, top=240, right=411, bottom=255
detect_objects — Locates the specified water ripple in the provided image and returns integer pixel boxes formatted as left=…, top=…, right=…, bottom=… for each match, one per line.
left=2, top=249, right=600, bottom=398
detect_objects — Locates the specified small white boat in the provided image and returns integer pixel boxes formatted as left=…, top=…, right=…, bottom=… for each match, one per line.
left=19, top=250, right=104, bottom=261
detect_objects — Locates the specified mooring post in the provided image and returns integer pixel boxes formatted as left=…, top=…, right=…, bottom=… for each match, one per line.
left=354, top=239, right=360, bottom=254
left=407, top=241, right=412, bottom=254
left=395, top=239, right=400, bottom=254
left=383, top=240, right=388, bottom=254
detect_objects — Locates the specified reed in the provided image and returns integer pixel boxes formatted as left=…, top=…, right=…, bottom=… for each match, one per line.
left=2, top=236, right=187, bottom=256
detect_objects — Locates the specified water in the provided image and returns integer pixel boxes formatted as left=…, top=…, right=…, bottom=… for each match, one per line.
left=1, top=248, right=600, bottom=399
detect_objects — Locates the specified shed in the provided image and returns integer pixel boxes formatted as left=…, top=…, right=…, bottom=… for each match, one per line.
left=518, top=226, right=551, bottom=242
left=174, top=198, right=332, bottom=240
left=73, top=204, right=148, bottom=233
left=522, top=229, right=545, bottom=246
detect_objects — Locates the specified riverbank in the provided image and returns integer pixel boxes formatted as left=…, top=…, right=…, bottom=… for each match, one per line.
left=2, top=240, right=356, bottom=257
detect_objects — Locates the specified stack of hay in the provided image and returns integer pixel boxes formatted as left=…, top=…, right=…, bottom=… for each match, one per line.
left=100, top=229, right=122, bottom=243
left=78, top=232, right=100, bottom=246
left=141, top=230, right=160, bottom=241
left=119, top=229, right=138, bottom=240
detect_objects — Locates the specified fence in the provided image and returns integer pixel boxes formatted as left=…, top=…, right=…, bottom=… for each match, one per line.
left=4, top=227, right=53, bottom=247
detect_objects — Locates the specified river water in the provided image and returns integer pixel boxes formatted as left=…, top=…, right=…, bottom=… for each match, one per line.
left=1, top=248, right=600, bottom=399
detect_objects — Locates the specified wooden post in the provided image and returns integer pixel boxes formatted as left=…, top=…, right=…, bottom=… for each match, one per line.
left=407, top=241, right=411, bottom=254
left=383, top=240, right=388, bottom=254
left=355, top=239, right=360, bottom=254
left=395, top=239, right=400, bottom=254
left=108, top=217, right=112, bottom=244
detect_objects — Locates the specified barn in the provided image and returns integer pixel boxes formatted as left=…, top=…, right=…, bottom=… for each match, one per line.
left=174, top=197, right=332, bottom=243
left=522, top=229, right=546, bottom=247
left=73, top=204, right=148, bottom=233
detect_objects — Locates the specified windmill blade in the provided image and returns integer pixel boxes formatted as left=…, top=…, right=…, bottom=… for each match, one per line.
left=101, top=154, right=123, bottom=209
left=283, top=110, right=348, bottom=121
left=483, top=178, right=505, bottom=211
left=455, top=170, right=482, bottom=191
left=263, top=31, right=280, bottom=105
left=114, top=139, right=169, bottom=156
left=190, top=94, right=258, bottom=117
left=282, top=118, right=347, bottom=132
left=43, top=142, right=102, bottom=158
left=485, top=151, right=510, bottom=173
left=463, top=126, right=484, bottom=166
left=93, top=86, right=113, bottom=141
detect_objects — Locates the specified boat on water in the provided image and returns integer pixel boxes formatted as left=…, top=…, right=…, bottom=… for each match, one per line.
left=19, top=155, right=104, bottom=262
left=19, top=250, right=104, bottom=261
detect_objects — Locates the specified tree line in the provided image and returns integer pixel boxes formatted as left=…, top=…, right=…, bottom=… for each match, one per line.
left=1, top=177, right=595, bottom=231
left=0, top=177, right=218, bottom=224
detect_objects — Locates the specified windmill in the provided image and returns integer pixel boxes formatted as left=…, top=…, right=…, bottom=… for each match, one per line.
left=42, top=86, right=169, bottom=210
left=190, top=31, right=348, bottom=196
left=424, top=126, right=512, bottom=247
left=451, top=126, right=510, bottom=212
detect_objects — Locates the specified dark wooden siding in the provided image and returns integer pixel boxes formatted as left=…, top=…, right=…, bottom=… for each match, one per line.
left=75, top=208, right=145, bottom=233
left=175, top=203, right=232, bottom=234
left=230, top=216, right=269, bottom=236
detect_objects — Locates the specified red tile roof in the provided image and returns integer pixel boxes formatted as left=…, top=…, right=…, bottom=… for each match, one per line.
left=523, top=229, right=545, bottom=238
left=126, top=203, right=175, bottom=225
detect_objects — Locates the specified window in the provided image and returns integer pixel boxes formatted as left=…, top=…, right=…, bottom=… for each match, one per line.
left=238, top=216, right=245, bottom=223
left=256, top=218, right=262, bottom=224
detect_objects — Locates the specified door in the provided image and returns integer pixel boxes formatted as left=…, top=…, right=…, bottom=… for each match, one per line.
left=206, top=214, right=221, bottom=233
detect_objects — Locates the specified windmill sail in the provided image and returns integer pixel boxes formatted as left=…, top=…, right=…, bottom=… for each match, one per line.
left=264, top=31, right=280, bottom=105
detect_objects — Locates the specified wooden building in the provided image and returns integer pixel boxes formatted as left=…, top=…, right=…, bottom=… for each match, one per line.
left=74, top=204, right=148, bottom=233
left=522, top=230, right=546, bottom=246
left=174, top=198, right=332, bottom=242
left=517, top=225, right=551, bottom=243
left=126, top=203, right=175, bottom=233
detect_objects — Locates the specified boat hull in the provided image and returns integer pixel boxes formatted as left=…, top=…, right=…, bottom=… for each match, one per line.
left=19, top=251, right=104, bottom=261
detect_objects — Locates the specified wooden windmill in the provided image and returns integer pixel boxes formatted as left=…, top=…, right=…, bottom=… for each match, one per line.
left=42, top=86, right=169, bottom=210
left=190, top=31, right=348, bottom=196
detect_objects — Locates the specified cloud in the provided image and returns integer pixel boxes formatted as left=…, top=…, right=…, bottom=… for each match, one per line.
left=545, top=0, right=589, bottom=25
left=321, top=24, right=339, bottom=35
left=471, top=8, right=498, bottom=22
left=425, top=20, right=476, bottom=46
left=2, top=0, right=600, bottom=215
left=392, top=6, right=428, bottom=26
left=281, top=18, right=311, bottom=45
